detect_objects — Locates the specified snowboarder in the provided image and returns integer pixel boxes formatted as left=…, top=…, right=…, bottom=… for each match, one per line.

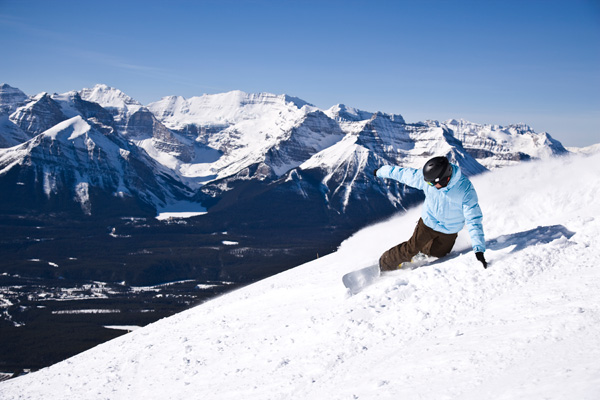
left=374, top=156, right=488, bottom=270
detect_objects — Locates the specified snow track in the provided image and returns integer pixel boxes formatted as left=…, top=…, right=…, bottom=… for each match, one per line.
left=1, top=152, right=599, bottom=399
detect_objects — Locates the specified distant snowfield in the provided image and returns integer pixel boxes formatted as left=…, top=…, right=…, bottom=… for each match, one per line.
left=2, top=152, right=599, bottom=399
left=155, top=200, right=207, bottom=220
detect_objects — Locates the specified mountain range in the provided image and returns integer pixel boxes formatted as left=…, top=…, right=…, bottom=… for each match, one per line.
left=0, top=83, right=568, bottom=225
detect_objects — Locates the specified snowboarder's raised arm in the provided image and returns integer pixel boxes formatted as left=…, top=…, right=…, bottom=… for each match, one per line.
left=375, top=165, right=426, bottom=190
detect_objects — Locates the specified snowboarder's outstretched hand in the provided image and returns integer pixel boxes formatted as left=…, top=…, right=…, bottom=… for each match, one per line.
left=476, top=252, right=488, bottom=269
left=374, top=168, right=379, bottom=177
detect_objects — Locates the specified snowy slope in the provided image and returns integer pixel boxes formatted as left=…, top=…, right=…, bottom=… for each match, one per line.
left=2, top=151, right=599, bottom=399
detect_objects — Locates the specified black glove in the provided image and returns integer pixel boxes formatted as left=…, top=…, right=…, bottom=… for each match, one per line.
left=374, top=168, right=379, bottom=177
left=476, top=252, right=488, bottom=269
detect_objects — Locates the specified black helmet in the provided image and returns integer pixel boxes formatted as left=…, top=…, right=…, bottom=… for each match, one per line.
left=423, top=156, right=452, bottom=186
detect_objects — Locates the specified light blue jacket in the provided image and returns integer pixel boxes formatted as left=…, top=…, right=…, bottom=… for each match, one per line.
left=377, top=164, right=486, bottom=253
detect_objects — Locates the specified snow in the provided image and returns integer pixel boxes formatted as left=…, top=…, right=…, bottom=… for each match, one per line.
left=155, top=211, right=207, bottom=220
left=146, top=90, right=319, bottom=181
left=568, top=143, right=600, bottom=155
left=51, top=309, right=121, bottom=315
left=42, top=115, right=90, bottom=141
left=104, top=325, right=141, bottom=332
left=79, top=84, right=142, bottom=113
left=148, top=91, right=314, bottom=130
left=74, top=182, right=91, bottom=215
left=1, top=152, right=600, bottom=399
left=42, top=169, right=57, bottom=197
left=155, top=200, right=207, bottom=220
left=444, top=119, right=564, bottom=169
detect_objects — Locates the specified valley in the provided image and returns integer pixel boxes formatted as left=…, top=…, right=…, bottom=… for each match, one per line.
left=0, top=212, right=347, bottom=376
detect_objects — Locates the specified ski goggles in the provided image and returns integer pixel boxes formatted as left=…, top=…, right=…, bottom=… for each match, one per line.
left=426, top=177, right=447, bottom=186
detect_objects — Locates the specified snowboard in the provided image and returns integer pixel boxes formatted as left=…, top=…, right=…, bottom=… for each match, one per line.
left=342, top=265, right=380, bottom=295
left=342, top=254, right=436, bottom=294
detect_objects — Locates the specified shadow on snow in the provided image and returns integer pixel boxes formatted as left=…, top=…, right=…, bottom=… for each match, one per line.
left=430, top=224, right=575, bottom=266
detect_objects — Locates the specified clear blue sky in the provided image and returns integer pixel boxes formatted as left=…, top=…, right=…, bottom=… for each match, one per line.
left=1, top=0, right=598, bottom=146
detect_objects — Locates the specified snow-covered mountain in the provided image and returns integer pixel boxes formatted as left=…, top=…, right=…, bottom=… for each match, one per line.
left=0, top=105, right=191, bottom=216
left=79, top=83, right=144, bottom=128
left=1, top=151, right=598, bottom=400
left=443, top=118, right=569, bottom=168
left=568, top=143, right=600, bottom=155
left=0, top=83, right=568, bottom=223
left=0, top=84, right=28, bottom=114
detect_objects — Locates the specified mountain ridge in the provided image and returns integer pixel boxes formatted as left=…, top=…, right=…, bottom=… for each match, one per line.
left=0, top=82, right=569, bottom=226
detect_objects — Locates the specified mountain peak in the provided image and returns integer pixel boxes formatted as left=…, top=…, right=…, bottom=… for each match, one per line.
left=0, top=84, right=28, bottom=114
left=282, top=94, right=313, bottom=109
left=32, top=92, right=51, bottom=101
left=41, top=115, right=91, bottom=141
left=79, top=84, right=142, bottom=110
left=327, top=104, right=374, bottom=122
left=326, top=104, right=405, bottom=124
left=216, top=90, right=312, bottom=110
left=506, top=123, right=534, bottom=133
left=147, top=90, right=312, bottom=131
left=0, top=83, right=27, bottom=95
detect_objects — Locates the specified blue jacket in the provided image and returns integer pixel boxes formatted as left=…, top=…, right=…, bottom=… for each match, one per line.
left=377, top=164, right=486, bottom=253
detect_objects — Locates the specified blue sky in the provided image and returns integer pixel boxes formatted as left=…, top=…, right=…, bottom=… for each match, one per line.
left=1, top=0, right=598, bottom=146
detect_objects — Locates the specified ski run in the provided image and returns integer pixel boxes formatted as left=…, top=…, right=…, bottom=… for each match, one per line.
left=1, top=151, right=599, bottom=399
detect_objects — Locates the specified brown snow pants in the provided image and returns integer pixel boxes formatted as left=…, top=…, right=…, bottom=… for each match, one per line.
left=379, top=218, right=458, bottom=271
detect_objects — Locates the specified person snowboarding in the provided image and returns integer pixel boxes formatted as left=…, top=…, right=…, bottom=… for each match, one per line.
left=374, top=156, right=488, bottom=270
